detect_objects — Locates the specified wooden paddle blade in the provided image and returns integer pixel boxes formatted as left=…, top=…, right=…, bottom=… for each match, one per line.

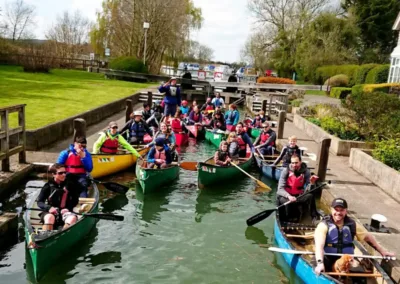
left=256, top=180, right=272, bottom=191
left=102, top=182, right=129, bottom=194
left=85, top=213, right=124, bottom=221
left=246, top=209, right=276, bottom=226
left=179, top=161, right=198, bottom=171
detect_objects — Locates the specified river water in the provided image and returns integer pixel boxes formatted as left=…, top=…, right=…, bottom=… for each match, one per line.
left=0, top=122, right=303, bottom=283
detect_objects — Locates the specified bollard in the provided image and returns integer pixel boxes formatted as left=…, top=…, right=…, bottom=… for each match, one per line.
left=277, top=111, right=286, bottom=139
left=262, top=100, right=267, bottom=113
left=126, top=99, right=133, bottom=123
left=73, top=118, right=86, bottom=142
left=147, top=91, right=153, bottom=107
left=316, top=138, right=331, bottom=182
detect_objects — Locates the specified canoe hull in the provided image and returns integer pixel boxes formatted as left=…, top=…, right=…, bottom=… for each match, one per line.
left=204, top=129, right=227, bottom=148
left=198, top=153, right=253, bottom=188
left=175, top=132, right=189, bottom=146
left=255, top=154, right=282, bottom=181
left=135, top=160, right=179, bottom=194
left=91, top=148, right=149, bottom=178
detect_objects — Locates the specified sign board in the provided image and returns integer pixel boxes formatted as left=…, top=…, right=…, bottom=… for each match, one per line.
left=105, top=48, right=110, bottom=57
left=214, top=72, right=223, bottom=80
left=89, top=53, right=95, bottom=60
left=143, top=22, right=150, bottom=29
left=198, top=71, right=206, bottom=80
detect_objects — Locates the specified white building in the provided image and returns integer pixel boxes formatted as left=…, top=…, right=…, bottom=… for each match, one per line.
left=388, top=12, right=400, bottom=83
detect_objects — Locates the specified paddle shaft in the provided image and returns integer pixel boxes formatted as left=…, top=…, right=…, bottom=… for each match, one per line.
left=231, top=162, right=257, bottom=182
left=26, top=207, right=124, bottom=221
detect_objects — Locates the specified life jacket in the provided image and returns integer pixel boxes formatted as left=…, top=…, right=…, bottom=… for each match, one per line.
left=193, top=112, right=201, bottom=122
left=229, top=141, right=239, bottom=156
left=130, top=121, right=146, bottom=138
left=237, top=133, right=247, bottom=150
left=205, top=104, right=214, bottom=111
left=171, top=118, right=182, bottom=133
left=142, top=110, right=152, bottom=120
left=284, top=145, right=300, bottom=164
left=254, top=119, right=262, bottom=128
left=100, top=131, right=119, bottom=153
left=65, top=150, right=86, bottom=174
left=155, top=148, right=167, bottom=161
left=217, top=150, right=229, bottom=162
left=47, top=181, right=70, bottom=209
left=260, top=131, right=275, bottom=146
left=285, top=171, right=305, bottom=195
left=324, top=216, right=356, bottom=254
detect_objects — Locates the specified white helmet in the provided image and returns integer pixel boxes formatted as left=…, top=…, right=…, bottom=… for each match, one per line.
left=133, top=111, right=142, bottom=116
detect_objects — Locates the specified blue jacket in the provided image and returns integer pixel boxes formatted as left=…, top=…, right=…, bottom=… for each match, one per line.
left=225, top=110, right=239, bottom=125
left=147, top=145, right=172, bottom=164
left=180, top=106, right=190, bottom=115
left=57, top=144, right=93, bottom=173
left=158, top=85, right=181, bottom=106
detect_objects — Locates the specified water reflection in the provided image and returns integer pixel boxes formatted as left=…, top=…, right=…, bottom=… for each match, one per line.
left=244, top=226, right=270, bottom=245
left=101, top=194, right=129, bottom=213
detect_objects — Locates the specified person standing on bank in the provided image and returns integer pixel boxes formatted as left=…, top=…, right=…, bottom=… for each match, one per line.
left=57, top=136, right=92, bottom=197
left=158, top=77, right=181, bottom=117
left=314, top=198, right=395, bottom=275
left=212, top=92, right=225, bottom=109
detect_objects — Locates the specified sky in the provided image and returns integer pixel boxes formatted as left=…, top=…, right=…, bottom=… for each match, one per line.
left=0, top=0, right=253, bottom=63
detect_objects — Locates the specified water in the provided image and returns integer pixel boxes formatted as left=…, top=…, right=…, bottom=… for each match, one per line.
left=0, top=123, right=304, bottom=284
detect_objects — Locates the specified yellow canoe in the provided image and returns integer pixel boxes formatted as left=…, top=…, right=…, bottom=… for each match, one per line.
left=91, top=147, right=149, bottom=178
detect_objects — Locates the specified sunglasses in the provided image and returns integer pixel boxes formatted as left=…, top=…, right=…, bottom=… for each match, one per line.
left=56, top=171, right=67, bottom=175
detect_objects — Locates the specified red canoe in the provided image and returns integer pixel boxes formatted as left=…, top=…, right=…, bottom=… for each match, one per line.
left=174, top=132, right=189, bottom=146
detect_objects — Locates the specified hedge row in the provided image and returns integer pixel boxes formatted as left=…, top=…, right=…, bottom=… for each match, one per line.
left=315, top=64, right=390, bottom=86
left=109, top=56, right=148, bottom=73
left=330, top=87, right=352, bottom=99
left=331, top=83, right=400, bottom=99
left=257, top=76, right=295, bottom=84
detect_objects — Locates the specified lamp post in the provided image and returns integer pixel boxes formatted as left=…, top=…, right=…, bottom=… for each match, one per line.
left=143, top=22, right=150, bottom=65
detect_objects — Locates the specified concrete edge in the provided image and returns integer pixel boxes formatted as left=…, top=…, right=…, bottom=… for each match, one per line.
left=0, top=164, right=34, bottom=198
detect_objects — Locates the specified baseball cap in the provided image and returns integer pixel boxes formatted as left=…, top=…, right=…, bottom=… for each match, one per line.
left=331, top=198, right=348, bottom=208
left=109, top=121, right=118, bottom=128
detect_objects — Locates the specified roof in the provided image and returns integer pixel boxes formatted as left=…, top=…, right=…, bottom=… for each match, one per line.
left=393, top=12, right=400, bottom=30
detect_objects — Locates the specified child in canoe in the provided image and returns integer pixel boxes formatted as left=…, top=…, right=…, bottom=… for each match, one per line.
left=214, top=141, right=231, bottom=166
left=273, top=135, right=301, bottom=167
left=227, top=132, right=240, bottom=161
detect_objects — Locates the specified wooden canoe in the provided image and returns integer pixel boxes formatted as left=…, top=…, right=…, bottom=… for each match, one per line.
left=273, top=209, right=394, bottom=284
left=91, top=147, right=149, bottom=179
left=135, top=158, right=179, bottom=194
left=254, top=152, right=282, bottom=181
left=204, top=129, right=228, bottom=148
left=24, top=181, right=99, bottom=282
left=197, top=152, right=253, bottom=189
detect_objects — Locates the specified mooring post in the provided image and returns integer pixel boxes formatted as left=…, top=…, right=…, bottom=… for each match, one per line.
left=316, top=138, right=331, bottom=182
left=277, top=110, right=286, bottom=139
left=262, top=100, right=267, bottom=113
left=126, top=99, right=133, bottom=123
left=147, top=91, right=153, bottom=106
left=73, top=118, right=86, bottom=142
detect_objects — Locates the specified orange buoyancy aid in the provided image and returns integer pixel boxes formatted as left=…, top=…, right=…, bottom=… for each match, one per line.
left=237, top=134, right=247, bottom=150
left=260, top=132, right=275, bottom=146
left=100, top=132, right=119, bottom=153
left=155, top=148, right=167, bottom=162
left=285, top=171, right=305, bottom=195
left=65, top=151, right=86, bottom=174
left=171, top=118, right=182, bottom=133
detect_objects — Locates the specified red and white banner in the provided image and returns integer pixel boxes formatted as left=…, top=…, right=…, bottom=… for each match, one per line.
left=198, top=71, right=206, bottom=80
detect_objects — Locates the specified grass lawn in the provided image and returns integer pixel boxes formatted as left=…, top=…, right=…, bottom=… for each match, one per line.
left=0, top=65, right=155, bottom=129
left=305, top=90, right=326, bottom=96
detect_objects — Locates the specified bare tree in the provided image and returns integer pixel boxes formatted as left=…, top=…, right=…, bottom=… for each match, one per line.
left=2, top=0, right=35, bottom=41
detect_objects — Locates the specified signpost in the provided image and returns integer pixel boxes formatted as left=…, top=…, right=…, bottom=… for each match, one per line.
left=198, top=71, right=206, bottom=80
left=143, top=22, right=150, bottom=65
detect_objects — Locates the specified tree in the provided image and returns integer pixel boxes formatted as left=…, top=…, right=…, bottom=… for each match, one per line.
left=1, top=0, right=35, bottom=41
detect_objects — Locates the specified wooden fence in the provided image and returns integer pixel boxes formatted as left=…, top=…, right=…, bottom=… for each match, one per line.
left=0, top=104, right=26, bottom=171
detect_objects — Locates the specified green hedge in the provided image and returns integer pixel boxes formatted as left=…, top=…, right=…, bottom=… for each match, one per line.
left=331, top=87, right=352, bottom=99
left=109, top=56, right=148, bottom=73
left=315, top=65, right=360, bottom=86
left=372, top=139, right=400, bottom=171
left=365, top=65, right=390, bottom=84
left=354, top=64, right=378, bottom=85
left=351, top=84, right=364, bottom=97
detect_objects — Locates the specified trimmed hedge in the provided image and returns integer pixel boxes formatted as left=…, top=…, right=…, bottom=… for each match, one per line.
left=315, top=65, right=359, bottom=86
left=365, top=65, right=390, bottom=84
left=109, top=56, right=148, bottom=73
left=354, top=64, right=378, bottom=85
left=351, top=83, right=400, bottom=96
left=331, top=87, right=352, bottom=99
left=257, top=76, right=295, bottom=84
left=324, top=74, right=349, bottom=87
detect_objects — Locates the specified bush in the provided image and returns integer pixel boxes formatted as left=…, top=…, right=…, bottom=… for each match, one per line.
left=330, top=87, right=352, bottom=99
left=351, top=84, right=364, bottom=97
left=315, top=65, right=360, bottom=86
left=363, top=83, right=400, bottom=93
left=320, top=116, right=361, bottom=140
left=290, top=99, right=302, bottom=107
left=307, top=117, right=321, bottom=126
left=257, top=76, right=295, bottom=84
left=354, top=64, right=378, bottom=85
left=365, top=65, right=390, bottom=84
left=109, top=56, right=148, bottom=73
left=372, top=139, right=400, bottom=171
left=324, top=74, right=349, bottom=87
left=19, top=44, right=57, bottom=73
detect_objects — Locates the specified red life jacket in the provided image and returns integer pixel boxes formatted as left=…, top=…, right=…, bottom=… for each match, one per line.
left=237, top=133, right=246, bottom=150
left=171, top=118, right=182, bottom=133
left=260, top=132, right=275, bottom=146
left=285, top=171, right=305, bottom=195
left=155, top=148, right=167, bottom=162
left=100, top=132, right=119, bottom=153
left=193, top=112, right=200, bottom=122
left=65, top=151, right=86, bottom=174
left=205, top=104, right=214, bottom=111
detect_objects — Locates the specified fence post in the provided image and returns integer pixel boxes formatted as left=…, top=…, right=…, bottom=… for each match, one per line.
left=126, top=99, right=133, bottom=123
left=316, top=138, right=331, bottom=182
left=268, top=94, right=273, bottom=117
left=1, top=110, right=10, bottom=171
left=18, top=106, right=26, bottom=164
left=277, top=110, right=286, bottom=139
left=262, top=99, right=267, bottom=113
left=147, top=91, right=153, bottom=107
left=73, top=118, right=86, bottom=142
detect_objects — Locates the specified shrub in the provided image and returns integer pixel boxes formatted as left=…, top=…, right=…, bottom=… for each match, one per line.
left=307, top=117, right=321, bottom=126
left=324, top=74, right=349, bottom=87
left=351, top=84, right=364, bottom=97
left=354, top=64, right=377, bottom=85
left=372, top=139, right=400, bottom=171
left=363, top=83, right=400, bottom=93
left=320, top=116, right=361, bottom=140
left=365, top=65, right=390, bottom=84
left=257, top=77, right=295, bottom=84
left=330, top=87, right=352, bottom=99
left=19, top=44, right=57, bottom=73
left=109, top=56, right=148, bottom=73
left=290, top=99, right=302, bottom=107
left=315, top=65, right=359, bottom=86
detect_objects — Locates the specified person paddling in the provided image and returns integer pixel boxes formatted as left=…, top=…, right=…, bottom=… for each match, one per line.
left=254, top=122, right=276, bottom=155
left=214, top=141, right=231, bottom=166
left=147, top=138, right=172, bottom=169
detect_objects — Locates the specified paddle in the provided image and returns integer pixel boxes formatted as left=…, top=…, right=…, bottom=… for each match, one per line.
left=230, top=162, right=271, bottom=191
left=246, top=182, right=328, bottom=226
left=25, top=207, right=124, bottom=221
left=179, top=161, right=198, bottom=171
left=268, top=247, right=397, bottom=261
left=256, top=149, right=265, bottom=161
left=90, top=179, right=129, bottom=194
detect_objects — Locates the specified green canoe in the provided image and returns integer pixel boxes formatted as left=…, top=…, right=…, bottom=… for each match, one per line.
left=197, top=153, right=253, bottom=189
left=24, top=182, right=99, bottom=282
left=136, top=158, right=179, bottom=194
left=204, top=129, right=228, bottom=148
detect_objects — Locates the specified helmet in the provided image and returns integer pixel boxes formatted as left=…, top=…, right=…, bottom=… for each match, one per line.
left=182, top=100, right=188, bottom=106
left=133, top=111, right=142, bottom=116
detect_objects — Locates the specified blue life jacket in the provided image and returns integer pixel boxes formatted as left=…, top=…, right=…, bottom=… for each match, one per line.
left=130, top=121, right=146, bottom=138
left=324, top=216, right=356, bottom=254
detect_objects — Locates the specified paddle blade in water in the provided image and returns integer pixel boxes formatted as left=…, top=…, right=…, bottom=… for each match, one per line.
left=256, top=180, right=271, bottom=191
left=246, top=209, right=276, bottom=226
left=102, top=182, right=129, bottom=194
left=179, top=161, right=198, bottom=171
left=86, top=213, right=124, bottom=221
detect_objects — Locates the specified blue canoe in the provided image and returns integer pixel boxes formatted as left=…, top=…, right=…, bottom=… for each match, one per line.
left=254, top=152, right=282, bottom=181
